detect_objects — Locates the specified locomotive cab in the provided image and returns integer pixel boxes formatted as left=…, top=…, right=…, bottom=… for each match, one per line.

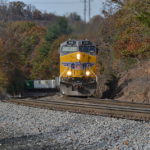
left=59, top=40, right=97, bottom=96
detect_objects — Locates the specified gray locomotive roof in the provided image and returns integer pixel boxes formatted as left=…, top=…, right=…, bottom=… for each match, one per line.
left=60, top=40, right=96, bottom=47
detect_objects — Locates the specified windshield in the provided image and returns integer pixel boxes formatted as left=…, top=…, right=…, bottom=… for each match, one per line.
left=62, top=46, right=78, bottom=53
left=79, top=46, right=96, bottom=54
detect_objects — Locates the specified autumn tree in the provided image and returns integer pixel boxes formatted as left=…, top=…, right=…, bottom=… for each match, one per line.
left=31, top=17, right=72, bottom=79
left=100, top=0, right=150, bottom=73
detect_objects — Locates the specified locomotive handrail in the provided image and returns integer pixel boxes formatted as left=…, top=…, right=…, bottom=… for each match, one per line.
left=89, top=68, right=98, bottom=82
left=59, top=67, right=69, bottom=79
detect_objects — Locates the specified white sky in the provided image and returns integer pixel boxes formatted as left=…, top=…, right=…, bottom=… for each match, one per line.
left=9, top=0, right=106, bottom=20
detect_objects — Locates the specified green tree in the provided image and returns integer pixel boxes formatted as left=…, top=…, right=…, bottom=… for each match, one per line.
left=45, top=17, right=71, bottom=42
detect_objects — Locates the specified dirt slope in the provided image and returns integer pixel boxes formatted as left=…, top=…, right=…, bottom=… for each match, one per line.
left=115, top=61, right=150, bottom=103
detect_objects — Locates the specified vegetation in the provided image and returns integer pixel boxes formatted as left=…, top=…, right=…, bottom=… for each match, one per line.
left=0, top=0, right=149, bottom=94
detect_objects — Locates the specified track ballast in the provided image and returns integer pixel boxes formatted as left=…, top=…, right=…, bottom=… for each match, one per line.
left=4, top=96, right=150, bottom=121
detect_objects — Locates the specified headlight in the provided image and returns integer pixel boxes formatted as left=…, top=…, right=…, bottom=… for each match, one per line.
left=67, top=70, right=72, bottom=76
left=86, top=71, right=90, bottom=76
left=76, top=53, right=81, bottom=60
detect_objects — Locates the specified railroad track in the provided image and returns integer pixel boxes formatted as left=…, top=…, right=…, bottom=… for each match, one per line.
left=3, top=96, right=150, bottom=121
left=64, top=96, right=150, bottom=108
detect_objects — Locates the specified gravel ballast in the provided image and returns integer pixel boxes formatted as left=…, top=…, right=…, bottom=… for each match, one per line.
left=0, top=101, right=150, bottom=150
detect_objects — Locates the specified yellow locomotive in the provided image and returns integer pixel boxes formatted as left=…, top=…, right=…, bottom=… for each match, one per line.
left=59, top=40, right=97, bottom=96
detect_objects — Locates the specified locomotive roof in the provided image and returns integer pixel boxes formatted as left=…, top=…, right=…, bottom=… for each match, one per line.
left=60, top=40, right=96, bottom=47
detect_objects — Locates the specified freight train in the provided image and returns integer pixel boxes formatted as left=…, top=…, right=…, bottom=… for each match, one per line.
left=59, top=40, right=98, bottom=96
left=23, top=79, right=59, bottom=97
left=24, top=40, right=97, bottom=97
left=25, top=80, right=59, bottom=90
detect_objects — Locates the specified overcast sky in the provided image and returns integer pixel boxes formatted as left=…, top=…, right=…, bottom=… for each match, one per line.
left=9, top=0, right=106, bottom=20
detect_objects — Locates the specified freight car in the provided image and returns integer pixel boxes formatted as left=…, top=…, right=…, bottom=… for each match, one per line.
left=23, top=79, right=59, bottom=97
left=25, top=80, right=57, bottom=90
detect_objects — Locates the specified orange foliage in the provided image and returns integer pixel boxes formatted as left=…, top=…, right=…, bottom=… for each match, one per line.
left=127, top=39, right=142, bottom=52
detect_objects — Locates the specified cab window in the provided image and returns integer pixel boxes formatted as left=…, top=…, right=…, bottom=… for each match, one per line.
left=61, top=46, right=78, bottom=53
left=79, top=46, right=96, bottom=55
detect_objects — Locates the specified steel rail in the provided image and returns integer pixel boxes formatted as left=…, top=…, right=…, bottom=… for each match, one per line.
left=19, top=96, right=150, bottom=109
left=9, top=99, right=150, bottom=113
left=64, top=97, right=150, bottom=108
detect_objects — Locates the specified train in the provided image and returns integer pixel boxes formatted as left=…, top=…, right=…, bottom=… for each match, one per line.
left=59, top=40, right=98, bottom=96
left=24, top=40, right=98, bottom=97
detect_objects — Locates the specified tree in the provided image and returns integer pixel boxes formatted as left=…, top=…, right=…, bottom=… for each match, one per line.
left=67, top=13, right=81, bottom=22
left=9, top=1, right=26, bottom=20
left=45, top=17, right=71, bottom=42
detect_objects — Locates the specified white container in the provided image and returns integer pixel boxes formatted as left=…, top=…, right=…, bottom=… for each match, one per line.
left=55, top=77, right=60, bottom=87
left=34, top=80, right=56, bottom=89
left=49, top=80, right=56, bottom=89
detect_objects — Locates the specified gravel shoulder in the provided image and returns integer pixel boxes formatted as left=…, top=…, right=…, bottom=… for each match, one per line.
left=0, top=101, right=150, bottom=150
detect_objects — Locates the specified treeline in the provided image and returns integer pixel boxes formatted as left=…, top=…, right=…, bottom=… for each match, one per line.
left=0, top=0, right=150, bottom=95
left=0, top=0, right=82, bottom=24
left=0, top=0, right=59, bottom=22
